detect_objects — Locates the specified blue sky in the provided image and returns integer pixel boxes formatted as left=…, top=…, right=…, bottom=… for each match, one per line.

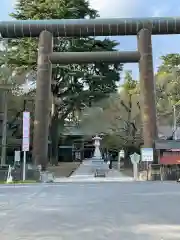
left=1, top=0, right=180, bottom=80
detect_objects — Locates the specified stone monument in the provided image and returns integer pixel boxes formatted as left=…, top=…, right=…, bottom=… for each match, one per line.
left=92, top=135, right=102, bottom=159
left=91, top=135, right=108, bottom=176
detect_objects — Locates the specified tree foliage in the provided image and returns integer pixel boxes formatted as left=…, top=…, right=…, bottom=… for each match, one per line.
left=9, top=0, right=121, bottom=122
left=0, top=38, right=36, bottom=152
left=156, top=53, right=180, bottom=129
left=79, top=54, right=180, bottom=151
left=158, top=54, right=180, bottom=73
left=78, top=71, right=141, bottom=151
left=7, top=0, right=122, bottom=165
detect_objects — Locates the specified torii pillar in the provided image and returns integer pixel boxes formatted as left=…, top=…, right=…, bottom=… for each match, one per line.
left=137, top=27, right=158, bottom=148
left=32, top=31, right=53, bottom=170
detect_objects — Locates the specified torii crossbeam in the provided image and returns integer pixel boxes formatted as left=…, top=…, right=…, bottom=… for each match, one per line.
left=0, top=17, right=179, bottom=37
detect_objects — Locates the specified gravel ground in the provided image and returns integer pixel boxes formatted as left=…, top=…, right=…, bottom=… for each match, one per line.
left=0, top=182, right=180, bottom=239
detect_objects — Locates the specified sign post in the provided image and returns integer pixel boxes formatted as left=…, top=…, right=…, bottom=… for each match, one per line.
left=130, top=153, right=140, bottom=181
left=22, top=112, right=30, bottom=181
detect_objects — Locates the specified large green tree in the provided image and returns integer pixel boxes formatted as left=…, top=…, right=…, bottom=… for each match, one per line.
left=0, top=39, right=36, bottom=164
left=9, top=0, right=121, bottom=165
left=156, top=54, right=180, bottom=129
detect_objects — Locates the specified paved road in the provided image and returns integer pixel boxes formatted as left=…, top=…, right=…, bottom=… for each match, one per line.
left=0, top=182, right=180, bottom=239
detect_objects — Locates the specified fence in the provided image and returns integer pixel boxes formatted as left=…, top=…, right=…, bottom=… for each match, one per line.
left=0, top=164, right=40, bottom=182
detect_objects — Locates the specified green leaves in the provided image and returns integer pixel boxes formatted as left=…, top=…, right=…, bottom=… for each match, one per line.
left=156, top=53, right=180, bottom=126
left=158, top=54, right=180, bottom=73
left=77, top=70, right=141, bottom=149
left=12, top=0, right=98, bottom=20
left=122, top=70, right=138, bottom=94
left=9, top=0, right=122, bottom=122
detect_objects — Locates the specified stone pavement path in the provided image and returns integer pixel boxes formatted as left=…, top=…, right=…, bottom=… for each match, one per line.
left=68, top=159, right=133, bottom=182
left=1, top=182, right=180, bottom=239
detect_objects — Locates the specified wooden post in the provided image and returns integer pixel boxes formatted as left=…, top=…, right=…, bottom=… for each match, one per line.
left=137, top=28, right=157, bottom=148
left=32, top=31, right=53, bottom=171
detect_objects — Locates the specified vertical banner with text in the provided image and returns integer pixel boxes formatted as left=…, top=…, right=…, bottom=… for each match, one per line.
left=22, top=112, right=30, bottom=151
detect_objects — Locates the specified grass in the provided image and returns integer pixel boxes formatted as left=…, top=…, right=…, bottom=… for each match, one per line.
left=0, top=180, right=38, bottom=184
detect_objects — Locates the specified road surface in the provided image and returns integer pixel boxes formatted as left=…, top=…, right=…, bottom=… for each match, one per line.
left=0, top=182, right=180, bottom=239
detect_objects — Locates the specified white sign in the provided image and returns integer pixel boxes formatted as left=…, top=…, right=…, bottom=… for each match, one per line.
left=14, top=150, right=20, bottom=162
left=22, top=112, right=30, bottom=151
left=130, top=153, right=140, bottom=164
left=141, top=148, right=153, bottom=162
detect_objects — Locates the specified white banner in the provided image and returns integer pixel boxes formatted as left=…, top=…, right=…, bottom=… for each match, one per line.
left=141, top=148, right=153, bottom=162
left=22, top=112, right=30, bottom=151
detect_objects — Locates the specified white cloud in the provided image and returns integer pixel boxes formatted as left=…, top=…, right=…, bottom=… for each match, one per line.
left=89, top=0, right=142, bottom=18
left=151, top=5, right=169, bottom=17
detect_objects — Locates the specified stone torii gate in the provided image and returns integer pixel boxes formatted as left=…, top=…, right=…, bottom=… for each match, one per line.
left=36, top=34, right=140, bottom=170
left=0, top=17, right=179, bottom=169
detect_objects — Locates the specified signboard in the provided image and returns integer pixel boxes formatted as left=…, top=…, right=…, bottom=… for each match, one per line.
left=22, top=112, right=30, bottom=151
left=141, top=148, right=153, bottom=162
left=14, top=150, right=20, bottom=162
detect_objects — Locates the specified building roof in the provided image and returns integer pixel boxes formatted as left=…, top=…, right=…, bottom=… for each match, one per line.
left=155, top=139, right=180, bottom=150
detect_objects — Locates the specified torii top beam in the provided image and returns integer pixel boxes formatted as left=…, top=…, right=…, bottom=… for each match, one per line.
left=0, top=17, right=179, bottom=38
left=50, top=51, right=140, bottom=64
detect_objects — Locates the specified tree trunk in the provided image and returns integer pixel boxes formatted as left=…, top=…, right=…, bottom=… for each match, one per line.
left=0, top=90, right=7, bottom=166
left=50, top=113, right=59, bottom=166
left=1, top=91, right=8, bottom=166
left=127, top=94, right=132, bottom=136
left=50, top=112, right=65, bottom=165
left=124, top=148, right=131, bottom=168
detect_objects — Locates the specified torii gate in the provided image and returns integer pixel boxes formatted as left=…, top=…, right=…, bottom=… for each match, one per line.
left=0, top=17, right=179, bottom=170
